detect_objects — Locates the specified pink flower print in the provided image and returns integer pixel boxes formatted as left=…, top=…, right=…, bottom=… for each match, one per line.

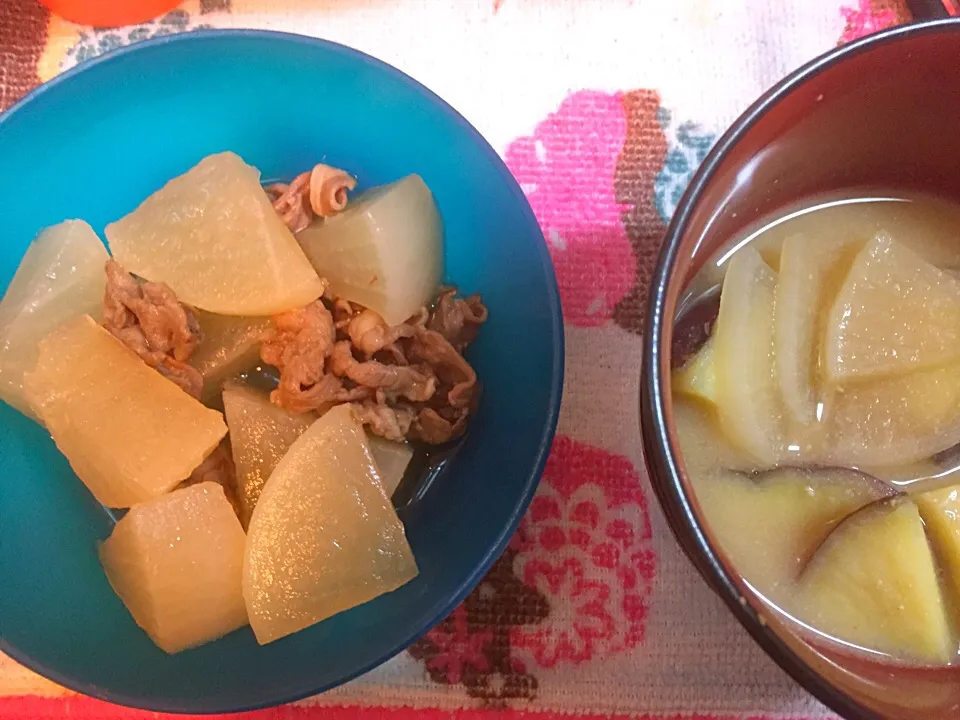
left=505, top=91, right=636, bottom=327
left=839, top=0, right=899, bottom=44
left=544, top=435, right=652, bottom=534
left=417, top=605, right=492, bottom=685
left=513, top=557, right=615, bottom=667
left=511, top=435, right=658, bottom=665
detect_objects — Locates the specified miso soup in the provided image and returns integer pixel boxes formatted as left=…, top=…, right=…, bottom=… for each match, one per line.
left=672, top=191, right=960, bottom=666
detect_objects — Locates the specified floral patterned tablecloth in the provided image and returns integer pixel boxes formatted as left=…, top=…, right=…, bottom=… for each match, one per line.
left=0, top=1, right=912, bottom=718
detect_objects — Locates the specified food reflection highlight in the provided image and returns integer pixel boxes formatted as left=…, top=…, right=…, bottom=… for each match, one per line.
left=0, top=151, right=489, bottom=652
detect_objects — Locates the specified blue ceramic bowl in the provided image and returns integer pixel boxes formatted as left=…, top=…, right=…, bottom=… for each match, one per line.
left=0, top=31, right=562, bottom=713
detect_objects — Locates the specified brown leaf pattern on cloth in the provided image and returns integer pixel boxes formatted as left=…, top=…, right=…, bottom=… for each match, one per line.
left=408, top=548, right=549, bottom=706
left=612, top=89, right=669, bottom=335
left=838, top=0, right=907, bottom=46
left=200, top=0, right=232, bottom=12
left=877, top=0, right=911, bottom=23
left=0, top=0, right=48, bottom=112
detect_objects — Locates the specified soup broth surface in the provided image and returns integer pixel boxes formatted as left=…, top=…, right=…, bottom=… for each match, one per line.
left=673, top=191, right=960, bottom=666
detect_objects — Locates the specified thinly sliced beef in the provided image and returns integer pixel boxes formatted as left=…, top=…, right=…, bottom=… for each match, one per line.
left=331, top=296, right=357, bottom=330
left=287, top=373, right=369, bottom=415
left=179, top=440, right=241, bottom=516
left=351, top=400, right=416, bottom=442
left=261, top=301, right=335, bottom=383
left=261, top=300, right=367, bottom=413
left=264, top=289, right=486, bottom=444
left=329, top=340, right=435, bottom=402
left=411, top=328, right=479, bottom=409
left=265, top=163, right=357, bottom=234
left=308, top=164, right=357, bottom=217
left=265, top=173, right=312, bottom=234
left=102, top=260, right=203, bottom=397
left=348, top=308, right=416, bottom=362
left=428, top=287, right=488, bottom=351
left=414, top=407, right=470, bottom=445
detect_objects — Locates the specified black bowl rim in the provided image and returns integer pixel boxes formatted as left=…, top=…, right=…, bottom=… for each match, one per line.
left=0, top=29, right=565, bottom=714
left=641, top=17, right=960, bottom=720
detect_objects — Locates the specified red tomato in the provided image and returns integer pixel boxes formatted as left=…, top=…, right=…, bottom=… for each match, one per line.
left=39, top=0, right=183, bottom=27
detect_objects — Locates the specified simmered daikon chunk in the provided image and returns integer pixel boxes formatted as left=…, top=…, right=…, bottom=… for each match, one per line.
left=737, top=196, right=960, bottom=275
left=798, top=500, right=952, bottom=664
left=24, top=315, right=227, bottom=507
left=775, top=233, right=860, bottom=428
left=825, top=233, right=960, bottom=381
left=189, top=312, right=271, bottom=407
left=99, top=482, right=248, bottom=653
left=916, top=485, right=960, bottom=622
left=222, top=382, right=315, bottom=528
left=297, top=175, right=442, bottom=325
left=673, top=336, right=718, bottom=408
left=711, top=247, right=783, bottom=464
left=825, top=365, right=960, bottom=467
left=368, top=435, right=414, bottom=498
left=0, top=220, right=108, bottom=418
left=106, top=152, right=325, bottom=316
left=243, top=404, right=418, bottom=644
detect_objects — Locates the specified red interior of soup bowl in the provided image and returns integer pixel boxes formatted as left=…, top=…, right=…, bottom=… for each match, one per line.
left=641, top=18, right=960, bottom=720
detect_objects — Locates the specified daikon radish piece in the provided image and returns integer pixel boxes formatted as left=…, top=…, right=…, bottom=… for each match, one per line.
left=99, top=482, right=248, bottom=653
left=774, top=233, right=860, bottom=427
left=106, top=152, right=325, bottom=315
left=243, top=404, right=418, bottom=644
left=297, top=175, right=442, bottom=325
left=798, top=500, right=952, bottom=665
left=0, top=220, right=107, bottom=419
left=24, top=315, right=227, bottom=507
left=222, top=381, right=315, bottom=528
left=189, top=312, right=271, bottom=407
left=368, top=435, right=414, bottom=497
left=825, top=233, right=960, bottom=381
left=711, top=247, right=784, bottom=464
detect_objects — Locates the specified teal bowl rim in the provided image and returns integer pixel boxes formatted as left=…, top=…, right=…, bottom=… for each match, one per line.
left=0, top=29, right=564, bottom=713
